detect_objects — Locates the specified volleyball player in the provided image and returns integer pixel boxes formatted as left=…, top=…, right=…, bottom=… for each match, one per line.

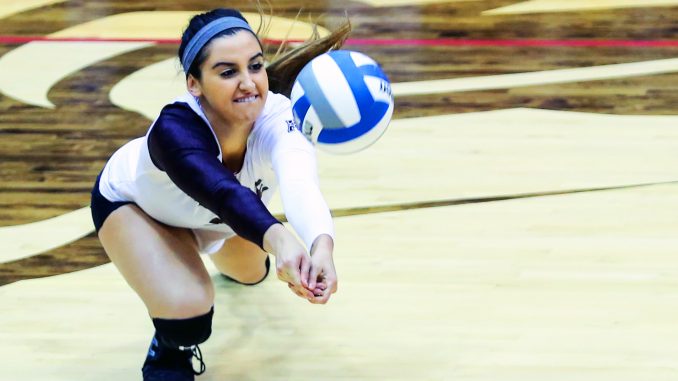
left=90, top=8, right=350, bottom=380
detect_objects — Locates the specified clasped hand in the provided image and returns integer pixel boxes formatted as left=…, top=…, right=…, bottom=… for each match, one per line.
left=264, top=225, right=337, bottom=304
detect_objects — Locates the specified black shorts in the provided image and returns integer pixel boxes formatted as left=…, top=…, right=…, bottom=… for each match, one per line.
left=90, top=171, right=134, bottom=232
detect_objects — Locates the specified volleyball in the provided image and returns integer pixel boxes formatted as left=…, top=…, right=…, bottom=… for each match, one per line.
left=290, top=50, right=394, bottom=154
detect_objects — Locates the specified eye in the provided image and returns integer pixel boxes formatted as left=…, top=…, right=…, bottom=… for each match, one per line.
left=220, top=69, right=236, bottom=78
left=250, top=62, right=264, bottom=71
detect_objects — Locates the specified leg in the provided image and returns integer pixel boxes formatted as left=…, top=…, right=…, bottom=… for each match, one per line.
left=98, top=204, right=214, bottom=380
left=98, top=204, right=214, bottom=318
left=210, top=235, right=270, bottom=285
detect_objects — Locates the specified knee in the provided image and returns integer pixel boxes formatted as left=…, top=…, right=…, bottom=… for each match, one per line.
left=156, top=282, right=214, bottom=318
left=153, top=307, right=214, bottom=348
left=222, top=257, right=270, bottom=286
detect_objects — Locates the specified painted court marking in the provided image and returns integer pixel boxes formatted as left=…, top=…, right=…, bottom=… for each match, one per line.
left=0, top=11, right=328, bottom=108
left=2, top=4, right=678, bottom=267
left=391, top=58, right=678, bottom=96
left=0, top=0, right=67, bottom=20
left=484, top=0, right=678, bottom=15
left=2, top=179, right=676, bottom=265
left=106, top=56, right=678, bottom=118
left=3, top=108, right=678, bottom=264
left=359, top=0, right=474, bottom=6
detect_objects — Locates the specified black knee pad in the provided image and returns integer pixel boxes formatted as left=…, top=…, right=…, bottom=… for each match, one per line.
left=152, top=307, right=214, bottom=349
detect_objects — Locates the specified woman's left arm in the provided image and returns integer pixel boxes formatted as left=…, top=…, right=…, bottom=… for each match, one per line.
left=270, top=123, right=337, bottom=303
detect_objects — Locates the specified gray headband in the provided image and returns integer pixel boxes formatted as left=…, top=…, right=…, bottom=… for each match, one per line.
left=181, top=17, right=254, bottom=74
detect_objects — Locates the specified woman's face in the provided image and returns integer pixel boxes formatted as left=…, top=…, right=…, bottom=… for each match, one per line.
left=189, top=30, right=268, bottom=127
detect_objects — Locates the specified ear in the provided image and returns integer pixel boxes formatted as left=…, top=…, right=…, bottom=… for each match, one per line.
left=187, top=74, right=203, bottom=97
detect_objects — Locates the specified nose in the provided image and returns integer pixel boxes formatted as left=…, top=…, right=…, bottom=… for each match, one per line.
left=239, top=72, right=255, bottom=92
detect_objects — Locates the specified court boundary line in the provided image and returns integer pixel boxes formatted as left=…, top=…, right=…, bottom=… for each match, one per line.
left=1, top=36, right=678, bottom=47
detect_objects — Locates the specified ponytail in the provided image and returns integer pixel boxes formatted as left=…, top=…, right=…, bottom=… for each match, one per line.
left=266, top=20, right=352, bottom=97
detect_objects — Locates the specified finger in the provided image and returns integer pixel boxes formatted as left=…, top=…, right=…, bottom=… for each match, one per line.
left=320, top=278, right=336, bottom=300
left=315, top=282, right=327, bottom=290
left=311, top=285, right=324, bottom=295
left=300, top=255, right=311, bottom=289
left=288, top=283, right=305, bottom=298
left=311, top=292, right=330, bottom=304
left=308, top=290, right=325, bottom=303
left=308, top=265, right=320, bottom=291
left=288, top=257, right=302, bottom=287
left=309, top=280, right=325, bottom=294
left=309, top=285, right=332, bottom=304
left=280, top=266, right=298, bottom=286
left=297, top=290, right=306, bottom=298
left=300, top=285, right=314, bottom=299
left=318, top=288, right=332, bottom=303
left=290, top=282, right=313, bottom=299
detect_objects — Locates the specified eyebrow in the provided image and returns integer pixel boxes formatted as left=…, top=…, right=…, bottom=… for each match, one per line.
left=211, top=52, right=264, bottom=69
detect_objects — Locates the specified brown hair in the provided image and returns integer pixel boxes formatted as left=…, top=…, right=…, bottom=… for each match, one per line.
left=266, top=20, right=352, bottom=97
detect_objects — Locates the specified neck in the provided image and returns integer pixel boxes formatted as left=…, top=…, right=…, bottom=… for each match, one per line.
left=199, top=97, right=252, bottom=172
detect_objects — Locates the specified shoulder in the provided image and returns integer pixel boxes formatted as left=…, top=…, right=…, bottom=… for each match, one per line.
left=150, top=101, right=219, bottom=154
left=253, top=92, right=313, bottom=157
left=155, top=101, right=205, bottom=130
left=261, top=92, right=292, bottom=119
left=266, top=91, right=292, bottom=109
left=154, top=92, right=212, bottom=132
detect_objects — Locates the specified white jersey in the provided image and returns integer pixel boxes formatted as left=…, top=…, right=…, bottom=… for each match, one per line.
left=98, top=91, right=333, bottom=254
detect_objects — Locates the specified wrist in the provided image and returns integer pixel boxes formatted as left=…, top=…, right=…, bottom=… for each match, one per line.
left=262, top=223, right=286, bottom=255
left=311, top=234, right=334, bottom=256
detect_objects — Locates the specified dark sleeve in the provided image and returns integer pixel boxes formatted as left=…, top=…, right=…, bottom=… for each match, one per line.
left=147, top=102, right=279, bottom=249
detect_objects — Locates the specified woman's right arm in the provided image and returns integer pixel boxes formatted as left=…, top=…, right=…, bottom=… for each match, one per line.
left=148, top=103, right=278, bottom=249
left=148, top=103, right=313, bottom=298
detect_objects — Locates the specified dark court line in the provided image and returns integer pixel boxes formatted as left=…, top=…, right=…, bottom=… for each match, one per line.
left=275, top=180, right=678, bottom=222
left=1, top=180, right=676, bottom=286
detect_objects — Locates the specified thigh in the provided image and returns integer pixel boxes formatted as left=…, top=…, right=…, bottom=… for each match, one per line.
left=210, top=235, right=270, bottom=285
left=98, top=204, right=214, bottom=319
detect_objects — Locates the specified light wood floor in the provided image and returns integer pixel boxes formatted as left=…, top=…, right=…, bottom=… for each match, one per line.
left=1, top=1, right=678, bottom=380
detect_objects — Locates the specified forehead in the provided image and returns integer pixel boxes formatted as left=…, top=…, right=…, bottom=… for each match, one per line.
left=204, top=30, right=262, bottom=62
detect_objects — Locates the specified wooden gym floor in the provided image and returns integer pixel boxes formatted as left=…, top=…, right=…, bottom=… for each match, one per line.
left=1, top=0, right=678, bottom=380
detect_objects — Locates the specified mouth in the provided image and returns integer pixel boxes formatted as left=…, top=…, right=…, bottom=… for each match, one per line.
left=234, top=95, right=259, bottom=103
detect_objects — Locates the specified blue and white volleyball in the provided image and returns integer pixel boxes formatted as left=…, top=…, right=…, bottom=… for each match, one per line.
left=290, top=50, right=394, bottom=154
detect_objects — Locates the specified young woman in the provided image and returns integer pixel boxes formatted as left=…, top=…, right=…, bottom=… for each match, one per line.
left=90, top=8, right=350, bottom=381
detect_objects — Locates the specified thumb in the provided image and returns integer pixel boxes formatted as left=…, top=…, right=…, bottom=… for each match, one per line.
left=300, top=254, right=311, bottom=289
left=288, top=263, right=302, bottom=287
left=308, top=262, right=320, bottom=291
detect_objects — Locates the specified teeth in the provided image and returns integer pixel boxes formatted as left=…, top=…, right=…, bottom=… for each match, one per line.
left=235, top=96, right=257, bottom=103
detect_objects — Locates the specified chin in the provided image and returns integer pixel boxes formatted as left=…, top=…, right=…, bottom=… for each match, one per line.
left=238, top=109, right=262, bottom=125
left=246, top=101, right=265, bottom=120
left=227, top=104, right=259, bottom=121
